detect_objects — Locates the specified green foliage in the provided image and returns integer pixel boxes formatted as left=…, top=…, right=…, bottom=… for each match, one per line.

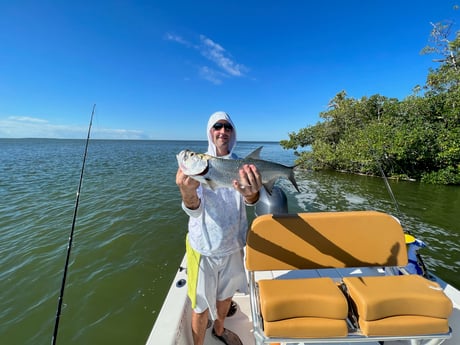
left=281, top=19, right=460, bottom=185
left=421, top=166, right=460, bottom=184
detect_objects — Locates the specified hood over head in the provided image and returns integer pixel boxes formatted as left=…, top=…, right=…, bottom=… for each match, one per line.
left=206, top=111, right=237, bottom=156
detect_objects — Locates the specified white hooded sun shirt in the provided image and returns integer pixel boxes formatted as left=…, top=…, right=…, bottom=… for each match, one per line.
left=183, top=111, right=248, bottom=256
left=206, top=111, right=237, bottom=157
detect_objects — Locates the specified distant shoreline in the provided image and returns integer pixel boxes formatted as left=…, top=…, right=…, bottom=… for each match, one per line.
left=0, top=138, right=281, bottom=144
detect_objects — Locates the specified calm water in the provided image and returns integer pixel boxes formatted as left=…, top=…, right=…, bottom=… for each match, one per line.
left=1, top=139, right=459, bottom=345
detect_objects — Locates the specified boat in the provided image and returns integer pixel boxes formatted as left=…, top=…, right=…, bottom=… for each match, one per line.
left=147, top=188, right=459, bottom=345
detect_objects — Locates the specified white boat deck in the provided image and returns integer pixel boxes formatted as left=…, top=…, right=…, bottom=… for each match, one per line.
left=147, top=254, right=460, bottom=345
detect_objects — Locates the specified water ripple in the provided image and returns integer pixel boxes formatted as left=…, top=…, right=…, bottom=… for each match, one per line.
left=0, top=139, right=458, bottom=345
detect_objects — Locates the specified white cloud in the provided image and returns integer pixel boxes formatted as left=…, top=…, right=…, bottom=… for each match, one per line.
left=8, top=116, right=49, bottom=123
left=165, top=32, right=249, bottom=83
left=164, top=33, right=192, bottom=47
left=199, top=66, right=225, bottom=85
left=199, top=35, right=247, bottom=77
left=0, top=116, right=148, bottom=139
left=93, top=128, right=146, bottom=140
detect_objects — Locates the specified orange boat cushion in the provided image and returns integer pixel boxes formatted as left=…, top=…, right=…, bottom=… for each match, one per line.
left=258, top=277, right=348, bottom=321
left=264, top=317, right=348, bottom=338
left=359, top=315, right=450, bottom=336
left=343, top=275, right=453, bottom=321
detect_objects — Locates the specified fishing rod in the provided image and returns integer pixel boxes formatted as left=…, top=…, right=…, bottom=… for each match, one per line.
left=371, top=149, right=429, bottom=277
left=374, top=154, right=403, bottom=223
left=51, top=104, right=96, bottom=345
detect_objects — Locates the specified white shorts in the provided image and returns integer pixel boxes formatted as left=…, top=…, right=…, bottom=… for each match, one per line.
left=193, top=249, right=248, bottom=320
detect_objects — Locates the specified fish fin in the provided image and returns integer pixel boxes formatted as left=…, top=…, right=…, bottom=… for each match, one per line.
left=191, top=174, right=217, bottom=191
left=190, top=175, right=208, bottom=186
left=289, top=169, right=300, bottom=192
left=206, top=178, right=218, bottom=191
left=263, top=180, right=276, bottom=195
left=245, top=146, right=263, bottom=160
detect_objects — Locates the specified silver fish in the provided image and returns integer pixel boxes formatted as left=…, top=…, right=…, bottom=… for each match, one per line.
left=176, top=146, right=299, bottom=194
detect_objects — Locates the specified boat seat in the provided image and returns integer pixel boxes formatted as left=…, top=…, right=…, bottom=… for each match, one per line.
left=343, top=274, right=452, bottom=336
left=245, top=211, right=453, bottom=345
left=258, top=277, right=348, bottom=338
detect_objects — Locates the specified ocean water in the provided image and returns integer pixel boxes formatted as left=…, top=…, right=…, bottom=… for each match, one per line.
left=0, top=139, right=458, bottom=345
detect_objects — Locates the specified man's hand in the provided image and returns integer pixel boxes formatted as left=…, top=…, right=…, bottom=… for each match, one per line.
left=233, top=164, right=262, bottom=204
left=176, top=168, right=200, bottom=209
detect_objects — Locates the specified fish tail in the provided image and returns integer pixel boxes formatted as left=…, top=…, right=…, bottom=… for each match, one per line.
left=289, top=168, right=300, bottom=192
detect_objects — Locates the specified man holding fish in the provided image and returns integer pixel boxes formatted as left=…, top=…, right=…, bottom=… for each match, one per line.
left=176, top=111, right=262, bottom=345
left=176, top=111, right=299, bottom=345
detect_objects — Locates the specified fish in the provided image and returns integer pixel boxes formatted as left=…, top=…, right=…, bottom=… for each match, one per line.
left=176, top=146, right=300, bottom=194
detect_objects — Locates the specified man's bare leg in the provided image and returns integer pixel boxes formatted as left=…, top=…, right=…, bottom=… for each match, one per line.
left=192, top=308, right=209, bottom=345
left=213, top=297, right=232, bottom=335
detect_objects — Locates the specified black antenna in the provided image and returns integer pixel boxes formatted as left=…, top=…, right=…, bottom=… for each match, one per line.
left=51, top=104, right=96, bottom=345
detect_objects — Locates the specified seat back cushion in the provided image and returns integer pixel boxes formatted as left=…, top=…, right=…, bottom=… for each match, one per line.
left=246, top=211, right=408, bottom=271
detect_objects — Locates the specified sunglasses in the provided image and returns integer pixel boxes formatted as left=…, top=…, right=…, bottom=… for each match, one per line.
left=212, top=123, right=233, bottom=131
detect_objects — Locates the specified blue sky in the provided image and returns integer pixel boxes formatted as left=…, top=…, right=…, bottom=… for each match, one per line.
left=0, top=1, right=458, bottom=141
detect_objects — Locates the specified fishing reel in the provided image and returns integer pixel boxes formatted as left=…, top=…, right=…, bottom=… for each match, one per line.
left=405, top=234, right=429, bottom=277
